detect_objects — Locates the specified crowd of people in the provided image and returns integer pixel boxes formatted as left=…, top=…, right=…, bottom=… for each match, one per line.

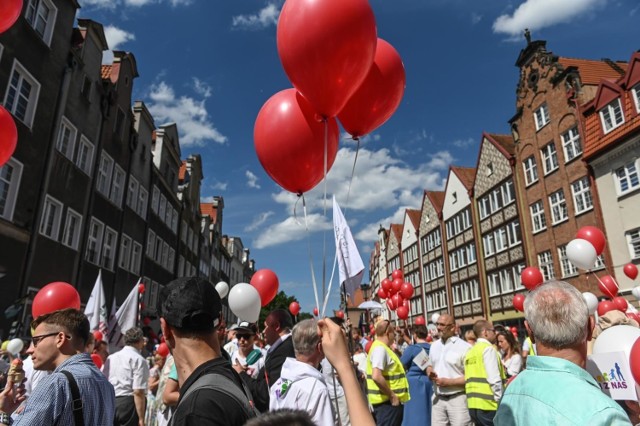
left=0, top=278, right=638, bottom=425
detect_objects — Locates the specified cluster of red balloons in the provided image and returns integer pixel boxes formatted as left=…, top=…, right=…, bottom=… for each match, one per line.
left=254, top=0, right=406, bottom=195
left=377, top=270, right=413, bottom=320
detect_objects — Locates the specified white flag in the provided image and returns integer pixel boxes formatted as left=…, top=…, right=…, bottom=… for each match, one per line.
left=333, top=196, right=364, bottom=297
left=84, top=270, right=109, bottom=335
left=107, top=279, right=140, bottom=350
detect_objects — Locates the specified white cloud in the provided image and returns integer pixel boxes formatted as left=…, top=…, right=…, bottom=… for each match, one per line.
left=211, top=181, right=228, bottom=191
left=355, top=206, right=415, bottom=242
left=80, top=0, right=191, bottom=8
left=246, top=170, right=261, bottom=189
left=493, top=0, right=606, bottom=36
left=253, top=214, right=332, bottom=249
left=146, top=80, right=228, bottom=146
left=201, top=196, right=216, bottom=203
left=232, top=3, right=280, bottom=30
left=102, top=26, right=135, bottom=64
left=245, top=211, right=275, bottom=232
left=471, top=12, right=483, bottom=25
left=341, top=132, right=381, bottom=145
left=452, top=137, right=476, bottom=149
left=192, top=78, right=212, bottom=98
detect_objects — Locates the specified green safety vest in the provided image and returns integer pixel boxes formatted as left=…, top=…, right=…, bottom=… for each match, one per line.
left=464, top=341, right=505, bottom=411
left=366, top=340, right=410, bottom=405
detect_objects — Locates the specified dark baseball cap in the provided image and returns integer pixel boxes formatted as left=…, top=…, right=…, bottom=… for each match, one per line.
left=235, top=321, right=258, bottom=335
left=159, top=277, right=221, bottom=331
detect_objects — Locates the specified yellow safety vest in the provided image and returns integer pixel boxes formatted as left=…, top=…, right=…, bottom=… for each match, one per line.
left=525, top=337, right=536, bottom=356
left=366, top=340, right=410, bottom=405
left=464, top=341, right=505, bottom=411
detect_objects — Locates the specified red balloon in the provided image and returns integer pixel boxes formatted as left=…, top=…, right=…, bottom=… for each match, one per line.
left=138, top=283, right=146, bottom=294
left=32, top=282, right=81, bottom=318
left=365, top=340, right=373, bottom=353
left=415, top=316, right=426, bottom=326
left=0, top=106, right=18, bottom=167
left=377, top=288, right=388, bottom=300
left=402, top=299, right=409, bottom=310
left=250, top=269, right=280, bottom=307
left=143, top=317, right=152, bottom=326
left=336, top=310, right=344, bottom=319
left=512, top=294, right=525, bottom=312
left=289, top=301, right=301, bottom=316
left=0, top=0, right=22, bottom=34
left=392, top=269, right=403, bottom=280
left=426, top=335, right=433, bottom=343
left=391, top=293, right=404, bottom=309
left=598, top=275, right=619, bottom=299
left=92, top=330, right=104, bottom=342
left=381, top=278, right=393, bottom=294
left=400, top=282, right=414, bottom=300
left=391, top=278, right=403, bottom=295
left=521, top=267, right=544, bottom=291
left=576, top=226, right=606, bottom=255
left=598, top=300, right=616, bottom=316
left=510, top=326, right=518, bottom=334
left=254, top=89, right=339, bottom=194
left=624, top=264, right=639, bottom=280
left=91, top=353, right=103, bottom=369
left=387, top=298, right=396, bottom=311
left=613, top=297, right=628, bottom=312
left=397, top=306, right=409, bottom=320
left=338, top=38, right=406, bottom=137
left=277, top=0, right=377, bottom=117
left=313, top=307, right=319, bottom=316
left=630, top=338, right=640, bottom=386
left=157, top=342, right=170, bottom=357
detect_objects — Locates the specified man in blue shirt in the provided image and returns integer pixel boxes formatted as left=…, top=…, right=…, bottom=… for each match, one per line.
left=495, top=281, right=630, bottom=426
left=0, top=308, right=116, bottom=425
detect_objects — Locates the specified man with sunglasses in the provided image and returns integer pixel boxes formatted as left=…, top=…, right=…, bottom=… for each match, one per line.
left=427, top=313, right=473, bottom=426
left=231, top=322, right=266, bottom=379
left=0, top=308, right=115, bottom=425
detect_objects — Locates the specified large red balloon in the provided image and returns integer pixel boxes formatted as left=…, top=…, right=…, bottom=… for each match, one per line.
left=377, top=288, right=388, bottom=300
left=415, top=316, right=426, bottom=326
left=613, top=297, right=628, bottom=312
left=400, top=282, right=414, bottom=300
left=32, top=282, right=81, bottom=318
left=381, top=278, right=393, bottom=294
left=598, top=275, right=619, bottom=299
left=624, top=263, right=639, bottom=280
left=392, top=269, right=403, bottom=280
left=598, top=300, right=616, bottom=316
left=512, top=294, right=525, bottom=312
left=289, top=301, right=301, bottom=316
left=93, top=330, right=104, bottom=342
left=254, top=89, right=339, bottom=194
left=521, top=267, right=544, bottom=291
left=338, top=38, right=406, bottom=137
left=0, top=106, right=18, bottom=167
left=386, top=298, right=396, bottom=311
left=391, top=278, right=403, bottom=295
left=576, top=226, right=606, bottom=255
left=397, top=306, right=409, bottom=320
left=391, top=293, right=404, bottom=309
left=91, top=353, right=103, bottom=369
left=630, top=338, right=640, bottom=386
left=277, top=0, right=377, bottom=117
left=157, top=342, right=170, bottom=357
left=250, top=269, right=280, bottom=307
left=0, top=0, right=22, bottom=34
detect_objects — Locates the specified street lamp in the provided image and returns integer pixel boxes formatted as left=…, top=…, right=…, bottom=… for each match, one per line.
left=360, top=282, right=371, bottom=301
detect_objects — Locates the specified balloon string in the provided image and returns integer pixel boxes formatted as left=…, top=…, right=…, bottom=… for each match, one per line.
left=344, top=136, right=361, bottom=215
left=302, top=194, right=321, bottom=322
left=322, top=119, right=329, bottom=309
left=293, top=193, right=304, bottom=227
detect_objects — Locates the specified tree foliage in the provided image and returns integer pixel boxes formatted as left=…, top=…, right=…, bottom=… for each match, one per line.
left=259, top=291, right=313, bottom=327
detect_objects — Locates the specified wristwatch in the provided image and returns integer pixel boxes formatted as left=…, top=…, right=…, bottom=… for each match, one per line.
left=0, top=411, right=13, bottom=425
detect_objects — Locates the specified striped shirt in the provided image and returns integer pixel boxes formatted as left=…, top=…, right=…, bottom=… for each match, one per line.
left=15, top=353, right=116, bottom=425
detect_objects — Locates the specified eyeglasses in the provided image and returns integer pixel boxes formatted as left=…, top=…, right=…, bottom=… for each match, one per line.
left=236, top=333, right=254, bottom=340
left=486, top=328, right=496, bottom=333
left=32, top=332, right=64, bottom=348
left=435, top=322, right=454, bottom=328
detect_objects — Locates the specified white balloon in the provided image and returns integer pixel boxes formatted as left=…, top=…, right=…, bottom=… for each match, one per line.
left=632, top=286, right=640, bottom=301
left=228, top=283, right=261, bottom=323
left=592, top=325, right=640, bottom=356
left=7, top=338, right=24, bottom=355
left=566, top=238, right=598, bottom=270
left=431, top=313, right=441, bottom=324
left=582, top=292, right=599, bottom=315
left=215, top=281, right=229, bottom=299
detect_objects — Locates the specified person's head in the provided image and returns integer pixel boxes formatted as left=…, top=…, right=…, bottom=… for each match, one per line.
left=235, top=321, right=258, bottom=353
left=93, top=340, right=109, bottom=362
left=352, top=327, right=362, bottom=340
left=264, top=309, right=293, bottom=346
left=226, top=327, right=237, bottom=342
left=291, top=319, right=322, bottom=366
left=244, top=408, right=315, bottom=426
left=124, top=327, right=145, bottom=350
left=374, top=319, right=395, bottom=345
left=464, top=329, right=477, bottom=345
left=435, top=314, right=456, bottom=340
left=497, top=330, right=520, bottom=356
left=473, top=319, right=497, bottom=344
left=29, top=308, right=90, bottom=370
left=413, top=324, right=428, bottom=340
left=154, top=354, right=166, bottom=368
left=354, top=343, right=364, bottom=353
left=524, top=280, right=592, bottom=352
left=216, top=319, right=227, bottom=346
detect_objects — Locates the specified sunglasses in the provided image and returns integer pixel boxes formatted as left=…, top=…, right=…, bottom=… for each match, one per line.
left=236, top=333, right=255, bottom=340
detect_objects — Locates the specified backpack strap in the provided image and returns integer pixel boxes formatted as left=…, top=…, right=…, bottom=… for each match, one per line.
left=60, top=370, right=84, bottom=426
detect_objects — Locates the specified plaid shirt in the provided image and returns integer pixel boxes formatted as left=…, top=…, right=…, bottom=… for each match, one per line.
left=15, top=353, right=115, bottom=425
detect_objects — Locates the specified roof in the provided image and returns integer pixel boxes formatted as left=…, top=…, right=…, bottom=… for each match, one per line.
left=451, top=166, right=477, bottom=191
left=179, top=161, right=187, bottom=181
left=426, top=191, right=446, bottom=213
left=101, top=65, right=112, bottom=80
left=558, top=57, right=627, bottom=85
left=406, top=209, right=421, bottom=229
left=485, top=133, right=515, bottom=156
left=390, top=224, right=402, bottom=243
left=201, top=202, right=220, bottom=224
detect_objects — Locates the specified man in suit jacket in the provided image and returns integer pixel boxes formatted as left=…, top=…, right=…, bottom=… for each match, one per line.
left=234, top=309, right=295, bottom=412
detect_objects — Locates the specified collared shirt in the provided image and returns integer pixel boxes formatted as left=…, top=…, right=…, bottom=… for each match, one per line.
left=15, top=353, right=116, bottom=425
left=266, top=333, right=291, bottom=357
left=475, top=338, right=503, bottom=401
left=103, top=345, right=150, bottom=397
left=495, top=355, right=631, bottom=426
left=428, top=335, right=471, bottom=395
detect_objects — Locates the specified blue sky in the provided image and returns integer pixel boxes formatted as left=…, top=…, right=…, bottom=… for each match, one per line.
left=80, top=0, right=640, bottom=313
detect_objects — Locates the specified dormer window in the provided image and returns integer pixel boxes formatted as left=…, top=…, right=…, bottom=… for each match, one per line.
left=486, top=162, right=494, bottom=176
left=452, top=192, right=457, bottom=203
left=534, top=103, right=550, bottom=131
left=632, top=84, right=640, bottom=114
left=600, top=98, right=624, bottom=133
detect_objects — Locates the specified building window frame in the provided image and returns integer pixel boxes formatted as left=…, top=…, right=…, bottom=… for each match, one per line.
left=627, top=229, right=640, bottom=260
left=534, top=103, right=550, bottom=131
left=25, top=0, right=58, bottom=46
left=39, top=194, right=63, bottom=240
left=523, top=156, right=539, bottom=186
left=61, top=208, right=82, bottom=250
left=101, top=227, right=118, bottom=271
left=633, top=84, right=640, bottom=114
left=119, top=234, right=132, bottom=271
left=571, top=177, right=593, bottom=215
left=538, top=251, right=555, bottom=281
left=541, top=142, right=559, bottom=175
left=549, top=190, right=568, bottom=225
left=530, top=201, right=546, bottom=234
left=86, top=218, right=104, bottom=265
left=558, top=245, right=578, bottom=278
left=561, top=126, right=582, bottom=163
left=56, top=116, right=77, bottom=161
left=600, top=98, right=625, bottom=134
left=3, top=60, right=41, bottom=128
left=110, top=164, right=126, bottom=208
left=615, top=161, right=640, bottom=196
left=75, top=136, right=95, bottom=176
left=96, top=152, right=114, bottom=197
left=0, top=158, right=23, bottom=221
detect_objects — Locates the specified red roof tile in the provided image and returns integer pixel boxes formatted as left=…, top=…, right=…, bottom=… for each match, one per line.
left=390, top=224, right=402, bottom=243
left=101, top=65, right=112, bottom=80
left=451, top=166, right=477, bottom=190
left=406, top=209, right=421, bottom=229
left=426, top=191, right=446, bottom=213
left=179, top=161, right=187, bottom=181
left=485, top=133, right=515, bottom=156
left=558, top=57, right=627, bottom=85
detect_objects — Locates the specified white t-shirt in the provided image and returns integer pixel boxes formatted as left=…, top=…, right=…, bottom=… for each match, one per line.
left=369, top=344, right=393, bottom=372
left=428, top=336, right=471, bottom=395
left=503, top=353, right=523, bottom=377
left=103, top=345, right=150, bottom=397
left=231, top=347, right=266, bottom=379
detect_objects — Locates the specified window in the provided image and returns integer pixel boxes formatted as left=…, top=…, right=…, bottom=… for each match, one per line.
left=86, top=218, right=104, bottom=264
left=628, top=229, right=640, bottom=260
left=171, top=208, right=178, bottom=233
left=549, top=190, right=568, bottom=224
left=178, top=255, right=185, bottom=277
left=594, top=254, right=605, bottom=270
left=495, top=228, right=508, bottom=252
left=600, top=98, right=624, bottom=133
left=119, top=234, right=132, bottom=270
left=39, top=195, right=63, bottom=240
left=507, top=221, right=521, bottom=246
left=102, top=228, right=117, bottom=271
left=558, top=245, right=578, bottom=278
left=158, top=195, right=166, bottom=220
left=615, top=162, right=640, bottom=195
left=523, top=156, right=538, bottom=186
left=4, top=61, right=41, bottom=128
left=488, top=273, right=500, bottom=296
left=110, top=165, right=126, bottom=207
left=538, top=251, right=555, bottom=281
left=168, top=248, right=175, bottom=272
left=165, top=203, right=173, bottom=227
left=154, top=236, right=162, bottom=263
left=633, top=84, right=640, bottom=114
left=56, top=117, right=77, bottom=161
left=146, top=230, right=156, bottom=258
left=483, top=233, right=495, bottom=257
left=96, top=153, right=114, bottom=197
left=541, top=142, right=559, bottom=175
left=137, top=187, right=148, bottom=218
left=561, top=127, right=582, bottom=162
left=131, top=242, right=142, bottom=274
left=151, top=186, right=160, bottom=213
left=0, top=158, right=23, bottom=221
left=126, top=176, right=139, bottom=210
left=162, top=242, right=169, bottom=269
left=61, top=208, right=82, bottom=250
left=534, top=103, right=550, bottom=130
left=76, top=136, right=95, bottom=175
left=25, top=0, right=58, bottom=45
left=530, top=201, right=546, bottom=233
left=571, top=178, right=593, bottom=214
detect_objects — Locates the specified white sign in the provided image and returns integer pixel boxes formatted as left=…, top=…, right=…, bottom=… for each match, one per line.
left=412, top=348, right=430, bottom=371
left=586, top=351, right=638, bottom=401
